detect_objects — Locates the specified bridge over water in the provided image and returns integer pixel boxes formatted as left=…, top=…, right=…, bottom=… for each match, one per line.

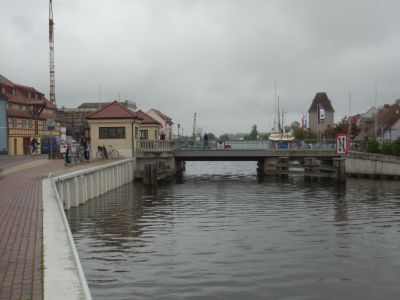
left=136, top=140, right=345, bottom=183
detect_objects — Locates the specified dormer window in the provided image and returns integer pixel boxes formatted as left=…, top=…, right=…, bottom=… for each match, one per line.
left=28, top=92, right=31, bottom=98
left=0, top=87, right=5, bottom=94
left=12, top=89, right=16, bottom=96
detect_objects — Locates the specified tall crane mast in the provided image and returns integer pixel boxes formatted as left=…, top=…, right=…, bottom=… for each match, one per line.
left=49, top=0, right=56, bottom=104
left=192, top=112, right=197, bottom=138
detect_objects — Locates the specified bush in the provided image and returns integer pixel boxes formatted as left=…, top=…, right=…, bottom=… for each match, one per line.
left=367, top=138, right=380, bottom=153
left=381, top=141, right=393, bottom=155
left=392, top=137, right=400, bottom=156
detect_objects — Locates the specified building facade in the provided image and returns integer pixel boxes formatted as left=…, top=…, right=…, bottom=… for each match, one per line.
left=135, top=110, right=162, bottom=140
left=57, top=100, right=137, bottom=141
left=87, top=101, right=142, bottom=158
left=0, top=97, right=7, bottom=154
left=147, top=109, right=173, bottom=140
left=307, top=92, right=335, bottom=137
left=0, top=75, right=60, bottom=155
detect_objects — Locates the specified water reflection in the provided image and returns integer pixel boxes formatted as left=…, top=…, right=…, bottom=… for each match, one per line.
left=68, top=161, right=400, bottom=300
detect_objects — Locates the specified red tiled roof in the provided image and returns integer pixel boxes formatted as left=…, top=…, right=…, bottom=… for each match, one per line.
left=350, top=114, right=361, bottom=122
left=87, top=101, right=142, bottom=120
left=150, top=108, right=173, bottom=125
left=7, top=109, right=56, bottom=121
left=136, top=110, right=161, bottom=125
left=0, top=76, right=55, bottom=109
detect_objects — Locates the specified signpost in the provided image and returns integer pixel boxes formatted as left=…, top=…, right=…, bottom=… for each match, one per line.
left=336, top=133, right=348, bottom=155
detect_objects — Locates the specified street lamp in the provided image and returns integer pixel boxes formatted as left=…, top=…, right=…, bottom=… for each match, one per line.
left=177, top=123, right=180, bottom=140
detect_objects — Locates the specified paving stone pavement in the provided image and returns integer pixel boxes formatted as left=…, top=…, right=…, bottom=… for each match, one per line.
left=0, top=158, right=117, bottom=300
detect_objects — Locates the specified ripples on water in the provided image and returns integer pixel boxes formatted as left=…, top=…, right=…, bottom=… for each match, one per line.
left=67, top=161, right=400, bottom=300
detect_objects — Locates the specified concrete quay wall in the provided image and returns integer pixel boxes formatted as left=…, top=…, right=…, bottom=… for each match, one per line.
left=346, top=152, right=400, bottom=177
left=54, top=158, right=135, bottom=209
left=42, top=158, right=136, bottom=300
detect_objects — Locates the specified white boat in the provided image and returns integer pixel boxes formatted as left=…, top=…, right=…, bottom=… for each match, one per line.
left=268, top=83, right=294, bottom=148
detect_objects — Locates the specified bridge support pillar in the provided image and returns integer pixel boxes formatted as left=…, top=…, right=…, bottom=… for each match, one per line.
left=144, top=163, right=157, bottom=185
left=304, top=157, right=317, bottom=182
left=332, top=157, right=346, bottom=183
left=263, top=157, right=278, bottom=176
left=277, top=157, right=289, bottom=178
left=256, top=160, right=264, bottom=176
left=175, top=160, right=186, bottom=173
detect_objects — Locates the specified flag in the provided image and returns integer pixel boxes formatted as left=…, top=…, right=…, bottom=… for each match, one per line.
left=319, top=104, right=325, bottom=123
left=304, top=113, right=308, bottom=129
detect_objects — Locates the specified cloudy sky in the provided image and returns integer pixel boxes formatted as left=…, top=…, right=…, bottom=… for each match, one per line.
left=1, top=0, right=400, bottom=135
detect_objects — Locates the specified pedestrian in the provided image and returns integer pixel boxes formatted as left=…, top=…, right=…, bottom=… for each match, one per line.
left=31, top=138, right=38, bottom=154
left=65, top=143, right=72, bottom=165
left=203, top=133, right=209, bottom=150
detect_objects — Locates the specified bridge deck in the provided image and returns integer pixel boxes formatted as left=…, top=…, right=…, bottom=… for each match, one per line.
left=174, top=149, right=339, bottom=161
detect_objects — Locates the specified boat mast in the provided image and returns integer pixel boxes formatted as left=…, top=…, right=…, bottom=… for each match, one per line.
left=273, top=81, right=277, bottom=131
left=277, top=95, right=281, bottom=132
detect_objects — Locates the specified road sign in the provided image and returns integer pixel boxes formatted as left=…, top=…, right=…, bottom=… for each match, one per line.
left=336, top=134, right=348, bottom=155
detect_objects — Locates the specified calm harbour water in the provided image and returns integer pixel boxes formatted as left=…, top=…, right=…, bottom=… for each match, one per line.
left=67, top=161, right=400, bottom=300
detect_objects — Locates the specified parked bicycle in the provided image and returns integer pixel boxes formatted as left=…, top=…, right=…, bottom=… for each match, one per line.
left=72, top=145, right=85, bottom=164
left=96, top=145, right=119, bottom=159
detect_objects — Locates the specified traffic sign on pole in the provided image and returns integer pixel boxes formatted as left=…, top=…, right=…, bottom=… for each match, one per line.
left=336, top=134, right=348, bottom=155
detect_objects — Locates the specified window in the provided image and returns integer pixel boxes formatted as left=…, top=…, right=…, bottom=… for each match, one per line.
left=135, top=127, right=139, bottom=139
left=22, top=119, right=27, bottom=128
left=12, top=119, right=17, bottom=128
left=155, top=130, right=158, bottom=139
left=28, top=119, right=33, bottom=128
left=28, top=92, right=31, bottom=98
left=139, top=130, right=148, bottom=140
left=1, top=87, right=5, bottom=94
left=12, top=89, right=16, bottom=96
left=99, top=127, right=126, bottom=139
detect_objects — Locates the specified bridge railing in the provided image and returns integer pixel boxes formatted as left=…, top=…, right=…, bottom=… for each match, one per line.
left=137, top=140, right=174, bottom=152
left=174, top=139, right=336, bottom=151
left=136, top=139, right=336, bottom=152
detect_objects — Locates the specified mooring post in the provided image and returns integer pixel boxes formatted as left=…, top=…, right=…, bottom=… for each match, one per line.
left=332, top=157, right=346, bottom=183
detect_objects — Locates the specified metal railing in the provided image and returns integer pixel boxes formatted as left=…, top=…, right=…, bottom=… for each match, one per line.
left=174, top=139, right=336, bottom=151
left=136, top=139, right=336, bottom=152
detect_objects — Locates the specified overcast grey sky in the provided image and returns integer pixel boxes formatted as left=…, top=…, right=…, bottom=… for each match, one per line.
left=1, top=0, right=400, bottom=135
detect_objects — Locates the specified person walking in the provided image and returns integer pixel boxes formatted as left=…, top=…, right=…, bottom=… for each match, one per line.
left=203, top=133, right=209, bottom=150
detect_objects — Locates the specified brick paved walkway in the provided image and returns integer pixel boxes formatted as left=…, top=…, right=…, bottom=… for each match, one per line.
left=0, top=157, right=121, bottom=300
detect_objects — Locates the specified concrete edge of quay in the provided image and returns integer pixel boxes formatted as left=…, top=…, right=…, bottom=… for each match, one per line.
left=42, top=158, right=136, bottom=300
left=42, top=178, right=92, bottom=300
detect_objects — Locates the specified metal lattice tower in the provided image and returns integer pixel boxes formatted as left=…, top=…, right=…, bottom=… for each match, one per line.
left=192, top=112, right=197, bottom=138
left=49, top=0, right=56, bottom=103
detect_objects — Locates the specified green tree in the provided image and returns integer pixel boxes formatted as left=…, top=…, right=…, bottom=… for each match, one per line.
left=293, top=127, right=305, bottom=140
left=219, top=133, right=230, bottom=141
left=207, top=133, right=216, bottom=141
left=244, top=125, right=258, bottom=140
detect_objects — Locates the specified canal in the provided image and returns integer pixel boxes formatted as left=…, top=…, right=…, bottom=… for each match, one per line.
left=67, top=161, right=400, bottom=300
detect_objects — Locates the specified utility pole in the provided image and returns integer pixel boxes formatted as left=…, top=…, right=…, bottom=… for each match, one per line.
left=49, top=0, right=56, bottom=104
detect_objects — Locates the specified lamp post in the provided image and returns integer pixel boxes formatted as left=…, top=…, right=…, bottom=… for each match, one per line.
left=177, top=123, right=180, bottom=140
